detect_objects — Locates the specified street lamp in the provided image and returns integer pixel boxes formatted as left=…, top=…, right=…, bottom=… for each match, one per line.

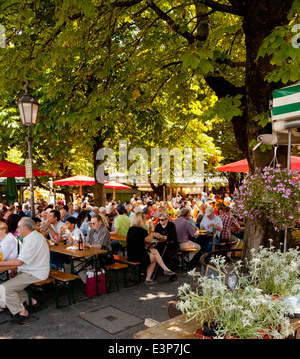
left=17, top=82, right=39, bottom=218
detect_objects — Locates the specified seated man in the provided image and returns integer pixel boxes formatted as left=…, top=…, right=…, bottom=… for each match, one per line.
left=42, top=210, right=65, bottom=270
left=110, top=204, right=130, bottom=254
left=42, top=209, right=64, bottom=242
left=219, top=206, right=240, bottom=261
left=0, top=217, right=50, bottom=323
left=85, top=214, right=111, bottom=250
left=173, top=208, right=200, bottom=262
left=76, top=214, right=111, bottom=283
left=199, top=206, right=223, bottom=255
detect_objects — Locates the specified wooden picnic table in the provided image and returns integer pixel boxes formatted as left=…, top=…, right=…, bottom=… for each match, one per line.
left=48, top=242, right=107, bottom=274
left=134, top=314, right=300, bottom=339
left=0, top=266, right=18, bottom=281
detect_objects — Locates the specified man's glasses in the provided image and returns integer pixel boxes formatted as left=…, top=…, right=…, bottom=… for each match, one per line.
left=159, top=219, right=167, bottom=222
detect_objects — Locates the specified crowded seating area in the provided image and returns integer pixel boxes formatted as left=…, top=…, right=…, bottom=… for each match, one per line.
left=0, top=190, right=245, bottom=323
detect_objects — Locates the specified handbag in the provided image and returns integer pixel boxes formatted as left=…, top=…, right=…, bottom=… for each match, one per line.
left=98, top=251, right=115, bottom=266
left=86, top=269, right=106, bottom=297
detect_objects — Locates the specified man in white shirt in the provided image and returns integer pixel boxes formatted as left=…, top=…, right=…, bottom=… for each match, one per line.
left=43, top=209, right=64, bottom=241
left=200, top=206, right=223, bottom=254
left=0, top=217, right=50, bottom=323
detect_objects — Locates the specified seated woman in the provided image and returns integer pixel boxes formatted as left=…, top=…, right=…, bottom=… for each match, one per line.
left=0, top=221, right=19, bottom=261
left=6, top=214, right=21, bottom=240
left=154, top=211, right=179, bottom=275
left=0, top=222, right=20, bottom=312
left=127, top=212, right=175, bottom=285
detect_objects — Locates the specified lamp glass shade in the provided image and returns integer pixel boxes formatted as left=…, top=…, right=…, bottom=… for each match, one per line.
left=17, top=99, right=39, bottom=126
left=17, top=83, right=39, bottom=126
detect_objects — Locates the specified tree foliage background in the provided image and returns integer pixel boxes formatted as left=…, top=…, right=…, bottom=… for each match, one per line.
left=0, top=0, right=300, bottom=256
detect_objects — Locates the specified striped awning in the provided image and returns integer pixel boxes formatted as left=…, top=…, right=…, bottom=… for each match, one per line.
left=272, top=82, right=300, bottom=122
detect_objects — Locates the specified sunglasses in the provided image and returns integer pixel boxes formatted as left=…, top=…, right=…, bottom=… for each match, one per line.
left=159, top=218, right=167, bottom=221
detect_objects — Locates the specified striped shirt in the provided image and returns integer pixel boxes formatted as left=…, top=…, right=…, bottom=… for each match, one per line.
left=86, top=225, right=112, bottom=251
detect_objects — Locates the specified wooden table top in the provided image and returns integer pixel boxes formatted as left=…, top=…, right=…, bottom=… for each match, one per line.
left=48, top=242, right=107, bottom=258
left=0, top=266, right=18, bottom=274
left=134, top=314, right=300, bottom=340
left=134, top=314, right=199, bottom=339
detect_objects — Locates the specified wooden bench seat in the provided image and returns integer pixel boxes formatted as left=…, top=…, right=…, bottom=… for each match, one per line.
left=103, top=263, right=129, bottom=292
left=113, top=255, right=141, bottom=285
left=49, top=269, right=80, bottom=308
left=113, top=254, right=140, bottom=266
left=26, top=277, right=55, bottom=313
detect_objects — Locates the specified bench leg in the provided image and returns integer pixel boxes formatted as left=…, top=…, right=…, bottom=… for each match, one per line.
left=106, top=270, right=119, bottom=293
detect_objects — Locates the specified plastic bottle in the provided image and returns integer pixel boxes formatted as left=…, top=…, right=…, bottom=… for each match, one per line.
left=54, top=235, right=58, bottom=246
left=0, top=246, right=3, bottom=261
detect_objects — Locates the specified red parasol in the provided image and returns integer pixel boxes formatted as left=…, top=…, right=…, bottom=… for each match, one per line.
left=104, top=180, right=132, bottom=200
left=0, top=159, right=51, bottom=177
left=217, top=156, right=300, bottom=173
left=53, top=175, right=95, bottom=197
left=53, top=176, right=132, bottom=199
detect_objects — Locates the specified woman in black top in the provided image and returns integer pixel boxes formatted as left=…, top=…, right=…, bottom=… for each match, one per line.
left=127, top=212, right=175, bottom=284
left=154, top=211, right=179, bottom=273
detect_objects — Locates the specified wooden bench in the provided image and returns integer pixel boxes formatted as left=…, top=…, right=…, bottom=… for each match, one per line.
left=49, top=269, right=80, bottom=308
left=26, top=277, right=55, bottom=313
left=103, top=263, right=129, bottom=293
left=216, top=240, right=238, bottom=257
left=178, top=248, right=199, bottom=271
left=113, top=254, right=141, bottom=285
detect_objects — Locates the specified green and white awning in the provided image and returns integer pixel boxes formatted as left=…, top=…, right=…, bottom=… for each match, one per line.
left=272, top=82, right=300, bottom=122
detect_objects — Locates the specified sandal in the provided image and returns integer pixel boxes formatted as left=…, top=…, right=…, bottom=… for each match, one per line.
left=144, top=280, right=157, bottom=285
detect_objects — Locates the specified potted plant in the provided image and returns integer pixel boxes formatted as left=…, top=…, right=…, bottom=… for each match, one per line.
left=246, top=240, right=300, bottom=297
left=177, top=252, right=297, bottom=339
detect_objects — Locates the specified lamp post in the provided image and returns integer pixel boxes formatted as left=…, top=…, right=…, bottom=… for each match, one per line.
left=17, top=82, right=39, bottom=218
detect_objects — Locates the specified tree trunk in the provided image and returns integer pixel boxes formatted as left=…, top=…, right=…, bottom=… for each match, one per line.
left=241, top=0, right=294, bottom=259
left=93, top=132, right=106, bottom=207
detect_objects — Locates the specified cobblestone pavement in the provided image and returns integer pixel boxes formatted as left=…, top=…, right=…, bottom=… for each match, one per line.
left=0, top=268, right=199, bottom=339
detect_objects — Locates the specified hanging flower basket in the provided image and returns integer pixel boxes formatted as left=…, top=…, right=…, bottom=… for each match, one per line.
left=233, top=165, right=300, bottom=231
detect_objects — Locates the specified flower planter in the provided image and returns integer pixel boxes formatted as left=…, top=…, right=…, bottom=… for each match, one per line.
left=194, top=328, right=215, bottom=339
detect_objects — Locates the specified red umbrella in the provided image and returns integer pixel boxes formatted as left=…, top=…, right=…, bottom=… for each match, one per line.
left=0, top=159, right=51, bottom=177
left=53, top=175, right=95, bottom=197
left=217, top=159, right=249, bottom=173
left=104, top=180, right=132, bottom=200
left=217, top=156, right=300, bottom=172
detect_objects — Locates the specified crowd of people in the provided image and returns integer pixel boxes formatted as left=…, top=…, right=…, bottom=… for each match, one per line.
left=0, top=190, right=244, bottom=323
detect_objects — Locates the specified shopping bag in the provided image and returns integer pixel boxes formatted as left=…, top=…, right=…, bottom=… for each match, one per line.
left=86, top=269, right=106, bottom=297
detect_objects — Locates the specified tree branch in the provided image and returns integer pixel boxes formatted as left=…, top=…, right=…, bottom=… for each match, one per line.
left=205, top=74, right=244, bottom=99
left=147, top=1, right=198, bottom=44
left=112, top=0, right=143, bottom=7
left=198, top=0, right=245, bottom=16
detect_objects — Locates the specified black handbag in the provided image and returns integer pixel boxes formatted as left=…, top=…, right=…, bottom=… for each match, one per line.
left=98, top=251, right=115, bottom=266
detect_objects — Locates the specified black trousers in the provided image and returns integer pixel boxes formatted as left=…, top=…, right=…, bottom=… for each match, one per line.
left=156, top=242, right=180, bottom=272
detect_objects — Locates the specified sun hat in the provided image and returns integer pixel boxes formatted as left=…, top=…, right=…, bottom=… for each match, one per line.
left=205, top=206, right=214, bottom=216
